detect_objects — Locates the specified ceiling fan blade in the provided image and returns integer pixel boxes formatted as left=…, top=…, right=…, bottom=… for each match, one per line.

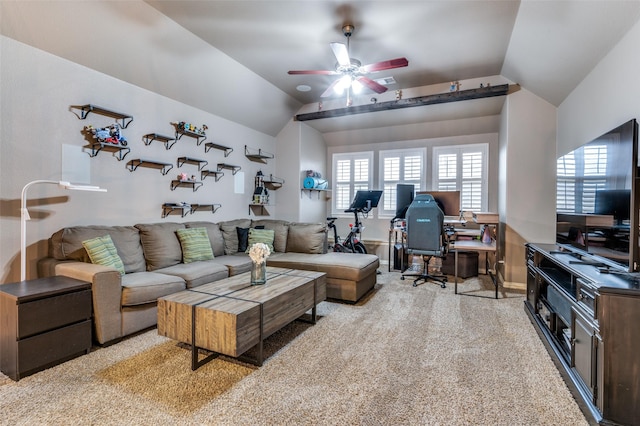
left=320, top=79, right=343, bottom=98
left=356, top=76, right=388, bottom=94
left=288, top=70, right=339, bottom=75
left=361, top=57, right=409, bottom=73
left=330, top=42, right=351, bottom=67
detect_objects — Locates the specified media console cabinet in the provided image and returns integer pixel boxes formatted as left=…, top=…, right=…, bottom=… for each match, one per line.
left=525, top=243, right=639, bottom=425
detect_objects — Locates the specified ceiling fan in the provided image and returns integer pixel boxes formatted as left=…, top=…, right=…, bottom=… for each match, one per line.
left=288, top=24, right=409, bottom=104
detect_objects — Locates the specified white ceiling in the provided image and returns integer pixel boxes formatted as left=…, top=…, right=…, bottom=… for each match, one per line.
left=3, top=1, right=640, bottom=137
left=146, top=0, right=640, bottom=116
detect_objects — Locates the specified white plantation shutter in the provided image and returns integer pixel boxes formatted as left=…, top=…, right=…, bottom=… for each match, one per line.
left=433, top=144, right=488, bottom=212
left=379, top=148, right=425, bottom=216
left=332, top=152, right=373, bottom=214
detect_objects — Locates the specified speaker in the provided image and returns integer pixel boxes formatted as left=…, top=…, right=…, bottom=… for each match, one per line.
left=394, top=244, right=409, bottom=271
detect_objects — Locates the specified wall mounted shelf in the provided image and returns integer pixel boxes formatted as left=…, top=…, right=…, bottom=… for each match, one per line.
left=173, top=123, right=207, bottom=145
left=177, top=157, right=208, bottom=171
left=217, top=163, right=241, bottom=175
left=71, top=104, right=134, bottom=128
left=126, top=159, right=173, bottom=175
left=301, top=188, right=331, bottom=199
left=249, top=204, right=271, bottom=216
left=263, top=175, right=284, bottom=190
left=85, top=142, right=130, bottom=161
left=191, top=203, right=222, bottom=214
left=162, top=203, right=191, bottom=218
left=245, top=145, right=274, bottom=163
left=143, top=133, right=177, bottom=150
left=162, top=203, right=222, bottom=218
left=170, top=180, right=203, bottom=192
left=201, top=169, right=224, bottom=182
left=205, top=142, right=233, bottom=157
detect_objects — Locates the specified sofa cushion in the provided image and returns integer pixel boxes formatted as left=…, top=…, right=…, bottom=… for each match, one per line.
left=246, top=228, right=275, bottom=253
left=251, top=219, right=289, bottom=252
left=176, top=227, right=214, bottom=263
left=135, top=222, right=185, bottom=271
left=120, top=272, right=186, bottom=306
left=210, top=254, right=252, bottom=276
left=155, top=260, right=229, bottom=289
left=219, top=219, right=251, bottom=254
left=185, top=221, right=225, bottom=257
left=286, top=223, right=327, bottom=254
left=82, top=235, right=125, bottom=275
left=52, top=225, right=146, bottom=273
left=267, top=252, right=379, bottom=282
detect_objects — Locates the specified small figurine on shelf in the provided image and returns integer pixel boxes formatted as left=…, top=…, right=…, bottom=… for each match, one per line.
left=253, top=170, right=269, bottom=204
left=178, top=172, right=189, bottom=182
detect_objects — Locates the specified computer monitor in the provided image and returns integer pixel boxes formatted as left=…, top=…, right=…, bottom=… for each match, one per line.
left=417, top=190, right=461, bottom=216
left=594, top=189, right=631, bottom=226
left=395, top=184, right=415, bottom=219
left=347, top=190, right=383, bottom=213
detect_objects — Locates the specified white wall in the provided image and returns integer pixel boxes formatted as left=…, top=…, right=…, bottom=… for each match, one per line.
left=499, top=88, right=557, bottom=286
left=558, top=17, right=640, bottom=154
left=0, top=37, right=276, bottom=283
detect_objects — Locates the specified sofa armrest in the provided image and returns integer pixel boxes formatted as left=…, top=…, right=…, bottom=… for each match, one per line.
left=55, top=261, right=123, bottom=345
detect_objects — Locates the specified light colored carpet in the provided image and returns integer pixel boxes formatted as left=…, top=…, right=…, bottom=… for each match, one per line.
left=0, top=270, right=589, bottom=425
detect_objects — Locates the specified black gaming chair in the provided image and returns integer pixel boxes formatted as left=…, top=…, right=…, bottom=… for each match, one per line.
left=400, top=194, right=449, bottom=288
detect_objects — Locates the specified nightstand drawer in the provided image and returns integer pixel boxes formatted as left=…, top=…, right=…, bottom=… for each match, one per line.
left=16, top=320, right=92, bottom=378
left=17, top=289, right=92, bottom=339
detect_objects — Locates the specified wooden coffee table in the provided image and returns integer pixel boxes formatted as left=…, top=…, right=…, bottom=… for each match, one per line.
left=157, top=267, right=326, bottom=369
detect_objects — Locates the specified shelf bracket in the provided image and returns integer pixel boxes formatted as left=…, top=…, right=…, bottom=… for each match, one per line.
left=127, top=159, right=173, bottom=175
left=217, top=163, right=241, bottom=175
left=85, top=142, right=130, bottom=161
left=143, top=133, right=177, bottom=150
left=201, top=170, right=224, bottom=182
left=191, top=204, right=222, bottom=214
left=205, top=143, right=233, bottom=157
left=70, top=104, right=134, bottom=128
left=170, top=180, right=203, bottom=192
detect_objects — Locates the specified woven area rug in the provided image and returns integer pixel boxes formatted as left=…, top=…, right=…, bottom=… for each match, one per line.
left=0, top=270, right=589, bottom=425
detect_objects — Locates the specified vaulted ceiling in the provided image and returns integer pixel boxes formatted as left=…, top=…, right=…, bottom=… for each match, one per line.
left=3, top=1, right=640, bottom=137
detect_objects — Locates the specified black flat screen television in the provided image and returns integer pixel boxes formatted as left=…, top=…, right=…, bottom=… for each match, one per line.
left=556, top=119, right=639, bottom=272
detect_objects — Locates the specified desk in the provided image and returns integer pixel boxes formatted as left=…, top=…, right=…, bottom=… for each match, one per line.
left=452, top=239, right=498, bottom=299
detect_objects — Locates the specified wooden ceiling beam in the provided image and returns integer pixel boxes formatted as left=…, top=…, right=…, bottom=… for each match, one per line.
left=295, top=83, right=517, bottom=122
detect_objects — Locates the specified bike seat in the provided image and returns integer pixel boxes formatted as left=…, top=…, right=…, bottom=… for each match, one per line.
left=326, top=217, right=337, bottom=221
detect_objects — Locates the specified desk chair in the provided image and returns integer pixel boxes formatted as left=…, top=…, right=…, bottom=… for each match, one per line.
left=401, top=194, right=449, bottom=288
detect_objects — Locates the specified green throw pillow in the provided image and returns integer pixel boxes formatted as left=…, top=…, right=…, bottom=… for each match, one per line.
left=176, top=227, right=214, bottom=263
left=82, top=235, right=125, bottom=275
left=246, top=228, right=275, bottom=253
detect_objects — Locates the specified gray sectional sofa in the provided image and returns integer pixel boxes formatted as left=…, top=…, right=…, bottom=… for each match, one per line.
left=38, top=219, right=379, bottom=345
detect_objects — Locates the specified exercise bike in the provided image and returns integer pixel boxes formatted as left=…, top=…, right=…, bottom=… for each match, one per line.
left=327, top=213, right=367, bottom=254
left=326, top=190, right=383, bottom=254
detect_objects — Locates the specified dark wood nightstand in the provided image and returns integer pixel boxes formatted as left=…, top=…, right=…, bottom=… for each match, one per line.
left=0, top=276, right=92, bottom=380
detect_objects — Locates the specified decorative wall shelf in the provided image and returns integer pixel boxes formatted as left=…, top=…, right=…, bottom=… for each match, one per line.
left=191, top=203, right=222, bottom=214
left=245, top=145, right=274, bottom=163
left=173, top=123, right=207, bottom=145
left=162, top=203, right=191, bottom=218
left=85, top=142, right=130, bottom=161
left=249, top=204, right=270, bottom=216
left=205, top=142, right=233, bottom=157
left=301, top=188, right=331, bottom=199
left=217, top=163, right=241, bottom=175
left=263, top=175, right=284, bottom=190
left=162, top=203, right=221, bottom=218
left=170, top=180, right=203, bottom=192
left=201, top=169, right=224, bottom=182
left=126, top=159, right=173, bottom=175
left=71, top=104, right=134, bottom=128
left=177, top=157, right=208, bottom=171
left=143, top=133, right=177, bottom=150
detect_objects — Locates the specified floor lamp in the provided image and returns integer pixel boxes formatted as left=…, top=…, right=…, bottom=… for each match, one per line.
left=20, top=180, right=107, bottom=281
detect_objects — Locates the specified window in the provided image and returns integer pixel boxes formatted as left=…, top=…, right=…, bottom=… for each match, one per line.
left=378, top=148, right=425, bottom=216
left=332, top=152, right=373, bottom=215
left=432, top=144, right=488, bottom=212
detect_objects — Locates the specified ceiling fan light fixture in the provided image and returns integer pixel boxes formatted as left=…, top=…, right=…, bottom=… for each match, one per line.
left=352, top=79, right=363, bottom=94
left=334, top=75, right=352, bottom=94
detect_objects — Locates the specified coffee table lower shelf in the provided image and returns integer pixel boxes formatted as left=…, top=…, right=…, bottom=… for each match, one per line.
left=157, top=267, right=326, bottom=370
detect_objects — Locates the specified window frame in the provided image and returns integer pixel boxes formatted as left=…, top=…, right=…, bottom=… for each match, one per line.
left=331, top=151, right=374, bottom=216
left=432, top=143, right=489, bottom=212
left=377, top=147, right=426, bottom=218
